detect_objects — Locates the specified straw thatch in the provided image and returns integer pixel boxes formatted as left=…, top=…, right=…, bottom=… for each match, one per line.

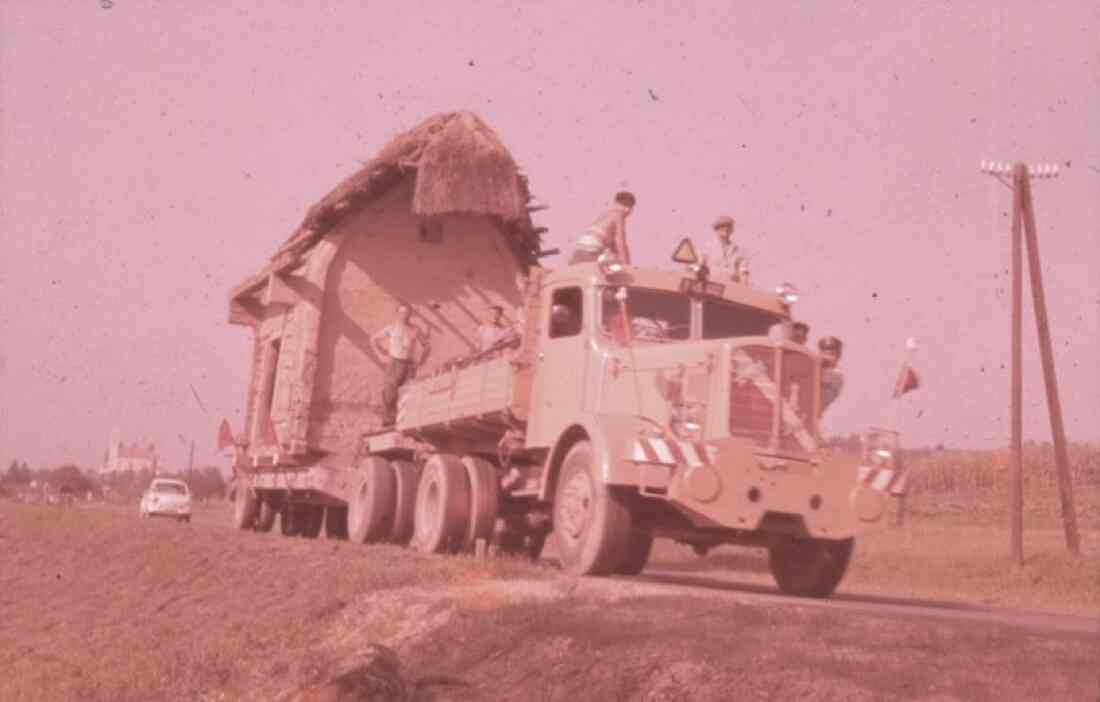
left=274, top=111, right=538, bottom=263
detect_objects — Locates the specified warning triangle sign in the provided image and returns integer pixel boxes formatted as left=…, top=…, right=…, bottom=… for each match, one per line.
left=671, top=237, right=699, bottom=264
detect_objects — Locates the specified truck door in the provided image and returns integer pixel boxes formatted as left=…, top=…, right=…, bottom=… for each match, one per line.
left=527, top=285, right=588, bottom=447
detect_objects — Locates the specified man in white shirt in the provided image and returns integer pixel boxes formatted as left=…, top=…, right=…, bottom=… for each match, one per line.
left=702, top=216, right=749, bottom=284
left=477, top=305, right=517, bottom=353
left=818, top=336, right=844, bottom=415
left=371, top=302, right=429, bottom=427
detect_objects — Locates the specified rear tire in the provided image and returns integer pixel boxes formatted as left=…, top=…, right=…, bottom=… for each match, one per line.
left=347, top=457, right=398, bottom=544
left=768, top=537, right=854, bottom=598
left=412, top=454, right=470, bottom=554
left=615, top=529, right=654, bottom=575
left=552, top=440, right=631, bottom=575
left=389, top=460, right=421, bottom=545
left=255, top=500, right=277, bottom=532
left=232, top=484, right=258, bottom=530
left=325, top=506, right=349, bottom=540
left=299, top=505, right=323, bottom=539
left=279, top=504, right=302, bottom=537
left=461, top=456, right=500, bottom=552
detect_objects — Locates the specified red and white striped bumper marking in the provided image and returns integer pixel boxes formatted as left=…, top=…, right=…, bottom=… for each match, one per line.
left=632, top=437, right=717, bottom=467
left=857, top=465, right=907, bottom=496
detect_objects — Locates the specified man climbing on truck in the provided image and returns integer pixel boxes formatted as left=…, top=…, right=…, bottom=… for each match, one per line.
left=570, top=191, right=635, bottom=265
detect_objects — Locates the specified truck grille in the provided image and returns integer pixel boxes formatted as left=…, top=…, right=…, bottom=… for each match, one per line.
left=729, top=345, right=819, bottom=452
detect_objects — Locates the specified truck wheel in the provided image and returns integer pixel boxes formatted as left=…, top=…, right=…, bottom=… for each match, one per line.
left=255, top=500, right=277, bottom=533
left=615, top=529, right=654, bottom=575
left=389, top=460, right=421, bottom=545
left=412, top=454, right=470, bottom=554
left=279, top=504, right=302, bottom=537
left=325, top=506, right=349, bottom=540
left=299, top=505, right=324, bottom=539
left=232, top=485, right=258, bottom=530
left=461, top=456, right=500, bottom=552
left=348, top=457, right=398, bottom=544
left=768, top=537, right=854, bottom=598
left=553, top=440, right=631, bottom=575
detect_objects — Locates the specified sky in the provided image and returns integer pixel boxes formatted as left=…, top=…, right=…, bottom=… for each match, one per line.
left=1, top=1, right=1097, bottom=473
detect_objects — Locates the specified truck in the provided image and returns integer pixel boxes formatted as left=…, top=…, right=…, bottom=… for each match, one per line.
left=230, top=249, right=907, bottom=598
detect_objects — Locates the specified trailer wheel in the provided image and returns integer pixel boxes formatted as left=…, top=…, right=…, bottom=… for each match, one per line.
left=325, top=506, right=349, bottom=540
left=232, top=485, right=258, bottom=530
left=389, top=460, right=421, bottom=545
left=412, top=454, right=470, bottom=554
left=255, top=500, right=277, bottom=533
left=461, top=456, right=500, bottom=552
left=348, top=458, right=398, bottom=544
left=768, top=537, right=854, bottom=598
left=279, top=504, right=302, bottom=537
left=552, top=440, right=631, bottom=575
left=615, top=529, right=654, bottom=575
left=299, top=505, right=324, bottom=539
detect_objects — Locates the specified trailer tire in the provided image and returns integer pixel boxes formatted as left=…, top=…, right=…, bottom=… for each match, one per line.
left=412, top=454, right=470, bottom=554
left=389, top=460, right=421, bottom=545
left=768, top=537, right=854, bottom=598
left=461, top=456, right=500, bottom=552
left=299, top=505, right=324, bottom=539
left=325, top=506, right=349, bottom=540
left=615, top=529, right=654, bottom=575
left=553, top=440, right=631, bottom=575
left=279, top=504, right=302, bottom=537
left=232, top=485, right=258, bottom=530
left=348, top=458, right=398, bottom=544
left=255, top=500, right=277, bottom=533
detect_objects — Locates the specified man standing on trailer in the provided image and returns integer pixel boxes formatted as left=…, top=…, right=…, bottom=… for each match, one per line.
left=477, top=305, right=518, bottom=353
left=702, top=215, right=749, bottom=284
left=372, top=302, right=430, bottom=427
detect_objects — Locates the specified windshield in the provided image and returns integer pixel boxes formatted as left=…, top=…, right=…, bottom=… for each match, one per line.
left=600, top=288, right=691, bottom=344
left=154, top=482, right=187, bottom=496
left=702, top=299, right=783, bottom=339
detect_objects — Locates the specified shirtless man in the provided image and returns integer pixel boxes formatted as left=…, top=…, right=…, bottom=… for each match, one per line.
left=570, top=191, right=635, bottom=265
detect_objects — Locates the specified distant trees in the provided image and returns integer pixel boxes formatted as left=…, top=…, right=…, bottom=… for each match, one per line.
left=3, top=460, right=32, bottom=484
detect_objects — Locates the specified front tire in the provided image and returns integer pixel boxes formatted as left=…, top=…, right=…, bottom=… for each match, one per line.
left=255, top=500, right=277, bottom=532
left=615, top=529, right=654, bottom=575
left=768, top=537, right=854, bottom=598
left=552, top=440, right=631, bottom=575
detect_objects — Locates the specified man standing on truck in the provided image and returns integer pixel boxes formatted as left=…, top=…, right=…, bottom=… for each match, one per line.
left=819, top=335, right=844, bottom=415
left=477, top=305, right=517, bottom=353
left=372, top=302, right=430, bottom=426
left=570, top=191, right=635, bottom=265
left=702, top=215, right=749, bottom=284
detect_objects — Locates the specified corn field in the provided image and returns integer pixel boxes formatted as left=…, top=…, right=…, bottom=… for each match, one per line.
left=905, top=444, right=1100, bottom=494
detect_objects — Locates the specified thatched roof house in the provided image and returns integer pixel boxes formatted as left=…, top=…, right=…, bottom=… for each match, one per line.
left=228, top=111, right=543, bottom=463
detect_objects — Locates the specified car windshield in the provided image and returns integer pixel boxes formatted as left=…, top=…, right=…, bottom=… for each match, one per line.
left=600, top=288, right=691, bottom=344
left=154, top=482, right=187, bottom=496
left=702, top=299, right=784, bottom=339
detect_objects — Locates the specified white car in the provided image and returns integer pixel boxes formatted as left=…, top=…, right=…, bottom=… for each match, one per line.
left=140, top=479, right=193, bottom=523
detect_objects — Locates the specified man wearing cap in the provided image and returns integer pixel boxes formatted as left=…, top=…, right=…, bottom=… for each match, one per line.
left=791, top=322, right=809, bottom=345
left=702, top=216, right=749, bottom=284
left=477, top=305, right=517, bottom=353
left=570, top=191, right=635, bottom=265
left=819, top=336, right=845, bottom=415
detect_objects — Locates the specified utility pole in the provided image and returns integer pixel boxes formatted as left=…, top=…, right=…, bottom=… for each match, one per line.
left=980, top=160, right=1080, bottom=560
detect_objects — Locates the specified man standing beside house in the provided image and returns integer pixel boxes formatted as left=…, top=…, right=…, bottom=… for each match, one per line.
left=372, top=302, right=430, bottom=427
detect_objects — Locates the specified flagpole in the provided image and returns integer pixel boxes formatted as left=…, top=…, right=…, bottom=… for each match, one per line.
left=885, top=337, right=918, bottom=433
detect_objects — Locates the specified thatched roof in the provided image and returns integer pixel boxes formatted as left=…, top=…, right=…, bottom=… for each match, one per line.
left=231, top=111, right=543, bottom=303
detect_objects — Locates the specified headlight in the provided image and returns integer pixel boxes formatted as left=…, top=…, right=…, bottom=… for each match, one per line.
left=669, top=403, right=704, bottom=440
left=862, top=429, right=900, bottom=467
left=776, top=282, right=799, bottom=306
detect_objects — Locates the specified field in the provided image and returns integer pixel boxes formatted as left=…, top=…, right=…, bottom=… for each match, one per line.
left=1, top=447, right=1098, bottom=701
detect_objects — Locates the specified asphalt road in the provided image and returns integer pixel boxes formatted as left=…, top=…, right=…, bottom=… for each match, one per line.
left=626, top=569, right=1100, bottom=642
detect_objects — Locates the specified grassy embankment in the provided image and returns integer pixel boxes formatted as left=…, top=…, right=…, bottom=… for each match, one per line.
left=1, top=445, right=1097, bottom=701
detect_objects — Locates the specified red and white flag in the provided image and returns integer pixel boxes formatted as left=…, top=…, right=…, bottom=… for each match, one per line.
left=217, top=419, right=235, bottom=451
left=892, top=362, right=920, bottom=399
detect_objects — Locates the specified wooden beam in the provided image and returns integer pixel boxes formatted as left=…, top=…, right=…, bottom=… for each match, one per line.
left=262, top=272, right=300, bottom=307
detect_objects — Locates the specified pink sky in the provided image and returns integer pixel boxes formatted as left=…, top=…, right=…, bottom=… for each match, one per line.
left=1, top=1, right=1097, bottom=472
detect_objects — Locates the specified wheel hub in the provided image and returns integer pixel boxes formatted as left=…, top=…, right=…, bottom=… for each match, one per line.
left=558, top=471, right=594, bottom=539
